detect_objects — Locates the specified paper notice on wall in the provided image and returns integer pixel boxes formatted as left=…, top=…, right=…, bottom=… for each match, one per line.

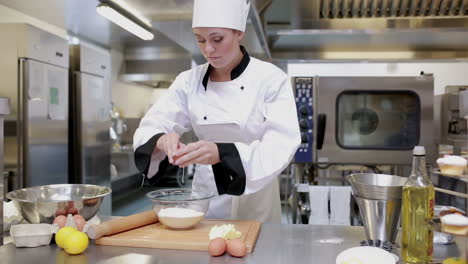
left=83, top=74, right=109, bottom=122
left=28, top=99, right=47, bottom=119
left=460, top=90, right=468, bottom=118
left=47, top=68, right=67, bottom=120
left=48, top=86, right=64, bottom=120
left=27, top=60, right=45, bottom=100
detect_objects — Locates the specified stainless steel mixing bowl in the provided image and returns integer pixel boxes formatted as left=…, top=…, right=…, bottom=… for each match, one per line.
left=6, top=184, right=112, bottom=224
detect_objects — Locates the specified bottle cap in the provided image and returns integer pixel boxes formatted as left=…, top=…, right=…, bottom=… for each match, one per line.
left=413, top=146, right=425, bottom=156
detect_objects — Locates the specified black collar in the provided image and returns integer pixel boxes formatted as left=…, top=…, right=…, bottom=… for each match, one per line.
left=202, top=46, right=250, bottom=90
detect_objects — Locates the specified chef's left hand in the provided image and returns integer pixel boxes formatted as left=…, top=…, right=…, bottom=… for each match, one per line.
left=174, top=141, right=220, bottom=168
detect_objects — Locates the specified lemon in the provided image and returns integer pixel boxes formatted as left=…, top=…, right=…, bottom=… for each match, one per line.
left=63, top=231, right=89, bottom=255
left=56, top=248, right=89, bottom=264
left=55, top=227, right=77, bottom=248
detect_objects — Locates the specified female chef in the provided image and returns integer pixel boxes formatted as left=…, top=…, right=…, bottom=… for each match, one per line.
left=133, top=0, right=300, bottom=223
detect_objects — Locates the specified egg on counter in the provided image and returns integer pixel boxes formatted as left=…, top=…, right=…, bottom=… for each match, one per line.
left=208, top=238, right=227, bottom=257
left=53, top=215, right=67, bottom=228
left=226, top=238, right=247, bottom=258
left=73, top=214, right=87, bottom=231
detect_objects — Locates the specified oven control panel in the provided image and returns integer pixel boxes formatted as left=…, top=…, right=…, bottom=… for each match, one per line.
left=293, top=77, right=314, bottom=163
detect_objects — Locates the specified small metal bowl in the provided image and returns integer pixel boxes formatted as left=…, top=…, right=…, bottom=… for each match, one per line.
left=147, top=188, right=214, bottom=229
left=6, top=184, right=112, bottom=224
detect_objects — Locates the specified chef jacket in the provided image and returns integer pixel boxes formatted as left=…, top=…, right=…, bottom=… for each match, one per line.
left=133, top=47, right=300, bottom=223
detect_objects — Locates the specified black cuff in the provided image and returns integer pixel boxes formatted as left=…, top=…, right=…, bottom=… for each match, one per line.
left=212, top=143, right=246, bottom=195
left=134, top=133, right=165, bottom=177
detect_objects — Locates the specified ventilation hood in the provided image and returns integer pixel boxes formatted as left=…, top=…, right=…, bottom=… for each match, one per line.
left=94, top=0, right=468, bottom=82
left=125, top=0, right=468, bottom=62
left=118, top=0, right=272, bottom=64
left=120, top=45, right=192, bottom=88
left=116, top=0, right=272, bottom=87
left=291, top=0, right=468, bottom=28
left=266, top=0, right=468, bottom=60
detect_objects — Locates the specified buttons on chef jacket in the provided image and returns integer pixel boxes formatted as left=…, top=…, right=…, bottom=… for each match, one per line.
left=204, top=116, right=207, bottom=120
left=240, top=86, right=244, bottom=90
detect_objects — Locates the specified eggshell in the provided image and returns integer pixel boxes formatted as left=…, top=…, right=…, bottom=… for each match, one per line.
left=226, top=238, right=247, bottom=258
left=208, top=238, right=227, bottom=257
left=73, top=214, right=87, bottom=231
left=53, top=215, right=67, bottom=228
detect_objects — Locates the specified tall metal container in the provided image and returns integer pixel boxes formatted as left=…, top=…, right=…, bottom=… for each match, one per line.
left=69, top=43, right=112, bottom=215
left=347, top=173, right=407, bottom=251
left=0, top=24, right=69, bottom=191
left=0, top=97, right=11, bottom=245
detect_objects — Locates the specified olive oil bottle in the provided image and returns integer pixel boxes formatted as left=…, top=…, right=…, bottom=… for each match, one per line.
left=401, top=146, right=435, bottom=263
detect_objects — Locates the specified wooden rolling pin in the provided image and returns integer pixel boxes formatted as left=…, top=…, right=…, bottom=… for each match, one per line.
left=87, top=210, right=158, bottom=239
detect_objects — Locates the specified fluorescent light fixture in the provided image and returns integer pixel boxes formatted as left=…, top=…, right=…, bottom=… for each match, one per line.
left=111, top=0, right=151, bottom=27
left=97, top=0, right=154, bottom=40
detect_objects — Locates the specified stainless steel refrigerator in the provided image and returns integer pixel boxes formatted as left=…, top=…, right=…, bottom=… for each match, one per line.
left=69, top=44, right=112, bottom=215
left=0, top=24, right=69, bottom=191
left=1, top=97, right=11, bottom=245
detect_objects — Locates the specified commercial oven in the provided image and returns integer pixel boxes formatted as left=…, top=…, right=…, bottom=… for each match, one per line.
left=293, top=76, right=436, bottom=165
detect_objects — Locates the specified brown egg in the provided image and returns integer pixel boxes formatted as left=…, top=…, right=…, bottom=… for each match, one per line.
left=55, top=208, right=67, bottom=216
left=68, top=207, right=79, bottom=215
left=226, top=238, right=247, bottom=258
left=73, top=214, right=87, bottom=231
left=53, top=215, right=67, bottom=228
left=208, top=238, right=227, bottom=257
left=67, top=201, right=79, bottom=215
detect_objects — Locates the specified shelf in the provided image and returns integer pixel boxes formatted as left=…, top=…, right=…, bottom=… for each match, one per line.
left=431, top=169, right=468, bottom=199
left=434, top=187, right=468, bottom=199
left=432, top=169, right=468, bottom=183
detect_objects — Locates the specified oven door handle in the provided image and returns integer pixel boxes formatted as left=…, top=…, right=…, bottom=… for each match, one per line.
left=316, top=114, right=326, bottom=150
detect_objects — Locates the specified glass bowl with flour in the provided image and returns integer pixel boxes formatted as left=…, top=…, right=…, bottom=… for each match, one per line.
left=146, top=188, right=214, bottom=229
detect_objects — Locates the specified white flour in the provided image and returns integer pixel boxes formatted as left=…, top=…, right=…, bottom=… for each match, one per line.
left=158, top=207, right=204, bottom=228
left=158, top=207, right=203, bottom=218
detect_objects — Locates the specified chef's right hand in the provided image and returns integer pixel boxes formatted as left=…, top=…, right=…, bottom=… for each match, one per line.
left=156, top=132, right=183, bottom=164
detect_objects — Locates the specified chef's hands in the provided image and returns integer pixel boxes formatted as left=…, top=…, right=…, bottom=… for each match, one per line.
left=156, top=132, right=185, bottom=164
left=174, top=141, right=220, bottom=168
left=156, top=133, right=220, bottom=167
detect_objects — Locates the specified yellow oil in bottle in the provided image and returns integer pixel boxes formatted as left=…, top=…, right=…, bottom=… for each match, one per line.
left=401, top=185, right=435, bottom=263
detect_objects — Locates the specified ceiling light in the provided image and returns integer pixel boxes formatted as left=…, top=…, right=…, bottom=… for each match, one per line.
left=96, top=0, right=154, bottom=40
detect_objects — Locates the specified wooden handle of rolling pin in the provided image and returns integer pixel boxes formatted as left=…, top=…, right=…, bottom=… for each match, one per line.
left=87, top=210, right=158, bottom=239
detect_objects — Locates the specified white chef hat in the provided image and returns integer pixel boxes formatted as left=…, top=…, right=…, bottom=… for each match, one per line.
left=192, top=0, right=250, bottom=32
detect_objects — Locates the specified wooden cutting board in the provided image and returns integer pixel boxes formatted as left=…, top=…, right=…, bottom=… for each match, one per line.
left=95, top=220, right=261, bottom=253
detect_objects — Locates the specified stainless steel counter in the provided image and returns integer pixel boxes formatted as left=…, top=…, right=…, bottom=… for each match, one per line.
left=0, top=222, right=466, bottom=264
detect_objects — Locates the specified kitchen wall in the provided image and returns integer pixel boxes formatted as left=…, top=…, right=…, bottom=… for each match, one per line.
left=0, top=4, right=66, bottom=38
left=288, top=62, right=468, bottom=95
left=110, top=49, right=157, bottom=118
